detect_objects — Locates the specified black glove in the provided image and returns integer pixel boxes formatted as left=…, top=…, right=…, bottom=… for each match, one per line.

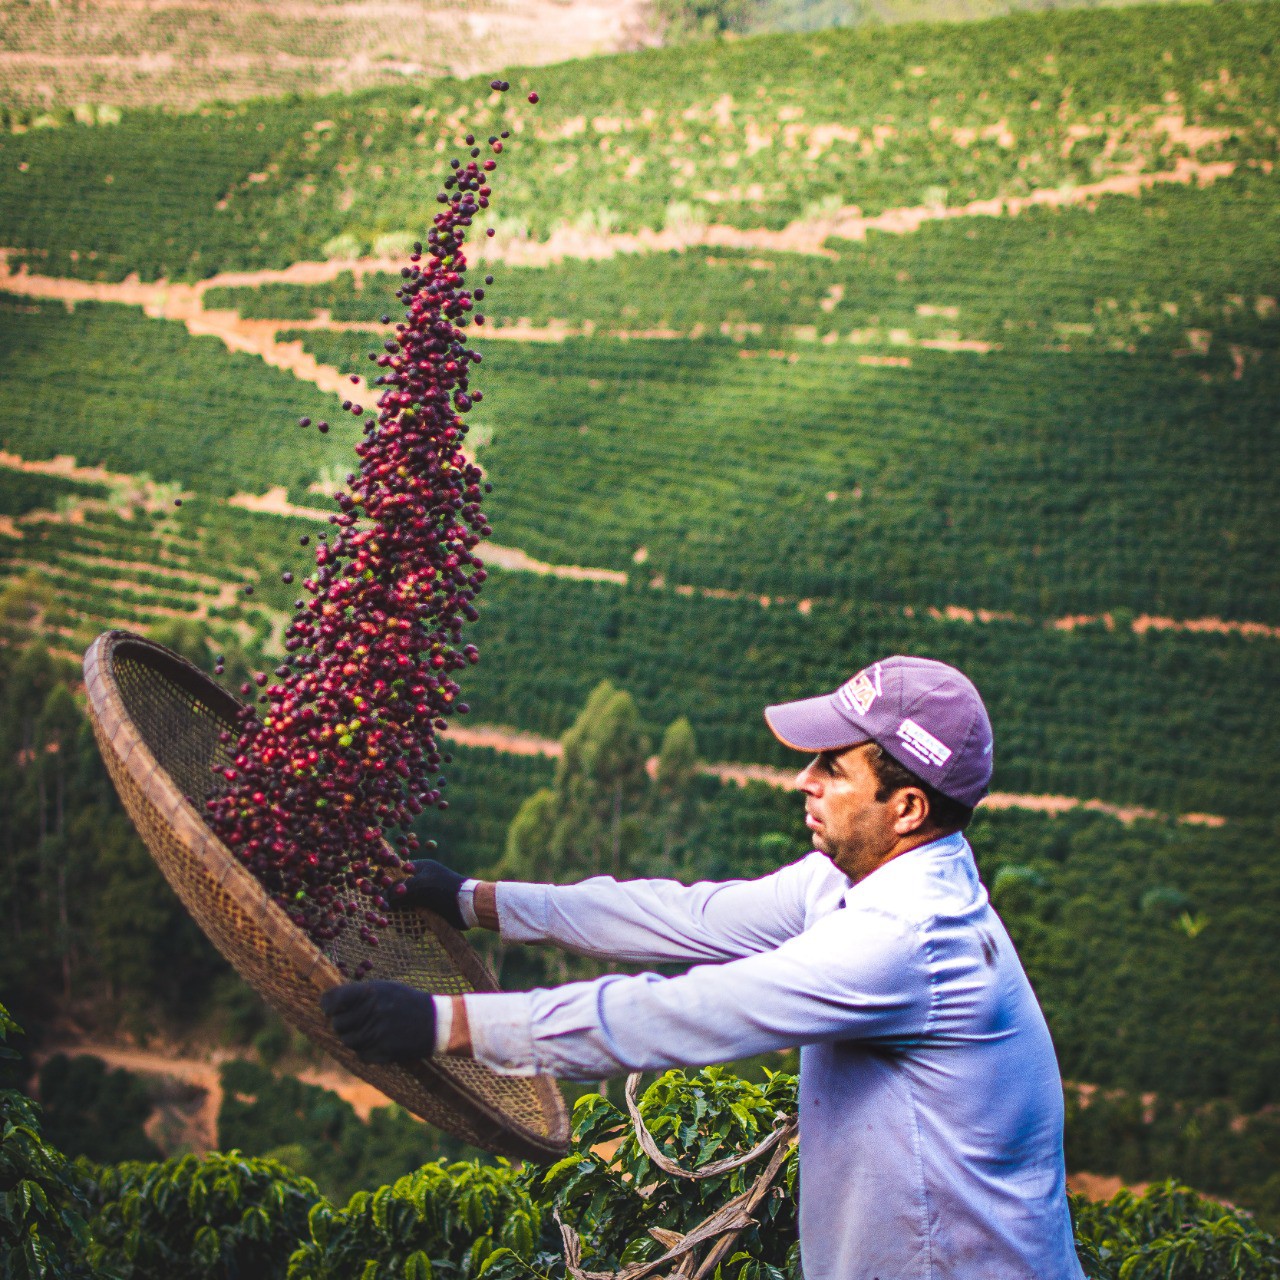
left=391, top=858, right=468, bottom=930
left=319, top=980, right=437, bottom=1064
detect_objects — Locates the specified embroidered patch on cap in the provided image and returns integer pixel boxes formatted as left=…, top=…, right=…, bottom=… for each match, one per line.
left=897, top=717, right=953, bottom=768
left=838, top=664, right=882, bottom=716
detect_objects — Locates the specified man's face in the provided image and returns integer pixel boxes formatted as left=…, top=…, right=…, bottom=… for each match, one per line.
left=795, top=742, right=904, bottom=883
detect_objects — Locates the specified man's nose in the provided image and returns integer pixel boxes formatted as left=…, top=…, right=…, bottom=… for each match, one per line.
left=795, top=758, right=821, bottom=793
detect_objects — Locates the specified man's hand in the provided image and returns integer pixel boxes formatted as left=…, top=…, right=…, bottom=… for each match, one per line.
left=319, top=980, right=436, bottom=1064
left=391, top=858, right=467, bottom=929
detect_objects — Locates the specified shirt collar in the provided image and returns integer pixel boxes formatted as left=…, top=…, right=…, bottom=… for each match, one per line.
left=842, top=830, right=973, bottom=906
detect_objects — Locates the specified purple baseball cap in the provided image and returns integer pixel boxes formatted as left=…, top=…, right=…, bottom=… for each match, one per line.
left=764, top=656, right=994, bottom=808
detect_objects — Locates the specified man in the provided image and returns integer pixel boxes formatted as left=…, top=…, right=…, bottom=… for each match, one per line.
left=322, top=656, right=1085, bottom=1279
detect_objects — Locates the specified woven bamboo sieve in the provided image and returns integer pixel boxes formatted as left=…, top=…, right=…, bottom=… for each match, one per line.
left=83, top=630, right=568, bottom=1162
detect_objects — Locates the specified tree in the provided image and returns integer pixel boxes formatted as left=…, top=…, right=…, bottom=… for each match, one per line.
left=572, top=686, right=650, bottom=877
left=497, top=788, right=558, bottom=882
left=653, top=0, right=759, bottom=39
left=654, top=717, right=699, bottom=868
left=506, top=682, right=653, bottom=887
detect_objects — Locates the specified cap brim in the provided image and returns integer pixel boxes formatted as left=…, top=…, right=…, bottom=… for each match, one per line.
left=764, top=694, right=869, bottom=753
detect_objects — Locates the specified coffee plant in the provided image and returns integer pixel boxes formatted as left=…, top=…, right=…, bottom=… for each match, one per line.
left=542, top=1067, right=800, bottom=1277
left=0, top=1003, right=93, bottom=1280
left=287, top=1160, right=544, bottom=1280
left=209, top=168, right=1280, bottom=370
left=290, top=320, right=1278, bottom=626
left=455, top=571, right=1279, bottom=820
left=83, top=1151, right=320, bottom=1280
left=1072, top=1180, right=1280, bottom=1280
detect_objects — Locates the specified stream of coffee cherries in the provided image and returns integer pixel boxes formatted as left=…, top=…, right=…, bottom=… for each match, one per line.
left=205, top=83, right=539, bottom=973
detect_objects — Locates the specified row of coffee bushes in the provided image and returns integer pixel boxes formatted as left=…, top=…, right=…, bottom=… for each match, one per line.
left=208, top=169, right=1280, bottom=362
left=1, top=4, right=1276, bottom=279
left=293, top=324, right=1279, bottom=623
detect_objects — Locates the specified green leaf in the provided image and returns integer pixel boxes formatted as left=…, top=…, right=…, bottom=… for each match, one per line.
left=467, top=1235, right=495, bottom=1276
left=477, top=1247, right=515, bottom=1278
left=508, top=1209, right=535, bottom=1258
left=373, top=1184, right=393, bottom=1230
left=308, top=1199, right=332, bottom=1247
left=404, top=1250, right=434, bottom=1280
left=194, top=1223, right=221, bottom=1266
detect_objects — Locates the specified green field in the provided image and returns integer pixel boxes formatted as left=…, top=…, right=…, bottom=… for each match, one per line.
left=203, top=163, right=1280, bottom=622
left=463, top=570, right=1280, bottom=818
left=2, top=4, right=1276, bottom=278
left=207, top=168, right=1280, bottom=354
left=1, top=1, right=1276, bottom=820
left=297, top=320, right=1278, bottom=623
left=0, top=296, right=357, bottom=500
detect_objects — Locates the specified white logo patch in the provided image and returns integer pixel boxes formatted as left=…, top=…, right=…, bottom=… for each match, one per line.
left=838, top=664, right=882, bottom=716
left=897, top=718, right=953, bottom=768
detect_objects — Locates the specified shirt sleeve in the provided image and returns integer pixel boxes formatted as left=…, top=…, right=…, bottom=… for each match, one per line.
left=464, top=905, right=933, bottom=1079
left=494, top=852, right=842, bottom=964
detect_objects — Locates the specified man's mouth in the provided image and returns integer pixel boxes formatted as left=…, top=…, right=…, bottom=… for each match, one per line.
left=805, top=810, right=822, bottom=831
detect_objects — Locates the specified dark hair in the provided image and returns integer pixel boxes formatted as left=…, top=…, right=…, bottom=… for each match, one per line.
left=865, top=742, right=974, bottom=832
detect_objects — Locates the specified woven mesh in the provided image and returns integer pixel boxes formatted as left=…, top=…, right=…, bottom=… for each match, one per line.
left=84, top=631, right=567, bottom=1161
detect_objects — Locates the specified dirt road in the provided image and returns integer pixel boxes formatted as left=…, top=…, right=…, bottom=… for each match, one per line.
left=441, top=722, right=1225, bottom=826
left=33, top=1039, right=402, bottom=1156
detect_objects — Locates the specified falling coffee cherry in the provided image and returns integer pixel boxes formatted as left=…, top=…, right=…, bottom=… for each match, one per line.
left=204, top=94, right=538, bottom=965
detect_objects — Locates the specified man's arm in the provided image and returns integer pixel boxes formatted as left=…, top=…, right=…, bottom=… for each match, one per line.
left=446, top=906, right=932, bottom=1076
left=485, top=853, right=846, bottom=964
left=398, top=854, right=845, bottom=964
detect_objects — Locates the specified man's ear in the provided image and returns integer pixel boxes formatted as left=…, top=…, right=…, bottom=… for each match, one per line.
left=893, top=787, right=931, bottom=835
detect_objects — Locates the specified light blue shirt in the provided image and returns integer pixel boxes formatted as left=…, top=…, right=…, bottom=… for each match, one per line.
left=462, top=833, right=1085, bottom=1280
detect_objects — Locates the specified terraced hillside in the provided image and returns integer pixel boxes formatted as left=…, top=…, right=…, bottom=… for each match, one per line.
left=1, top=2, right=1276, bottom=806
left=1, top=3, right=1275, bottom=279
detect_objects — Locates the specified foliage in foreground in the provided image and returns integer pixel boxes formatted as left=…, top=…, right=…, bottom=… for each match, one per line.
left=0, top=1004, right=92, bottom=1279
left=542, top=1067, right=800, bottom=1279
left=3, top=990, right=1278, bottom=1280
left=82, top=1151, right=320, bottom=1280
left=288, top=1160, right=543, bottom=1280
left=1073, top=1181, right=1280, bottom=1280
